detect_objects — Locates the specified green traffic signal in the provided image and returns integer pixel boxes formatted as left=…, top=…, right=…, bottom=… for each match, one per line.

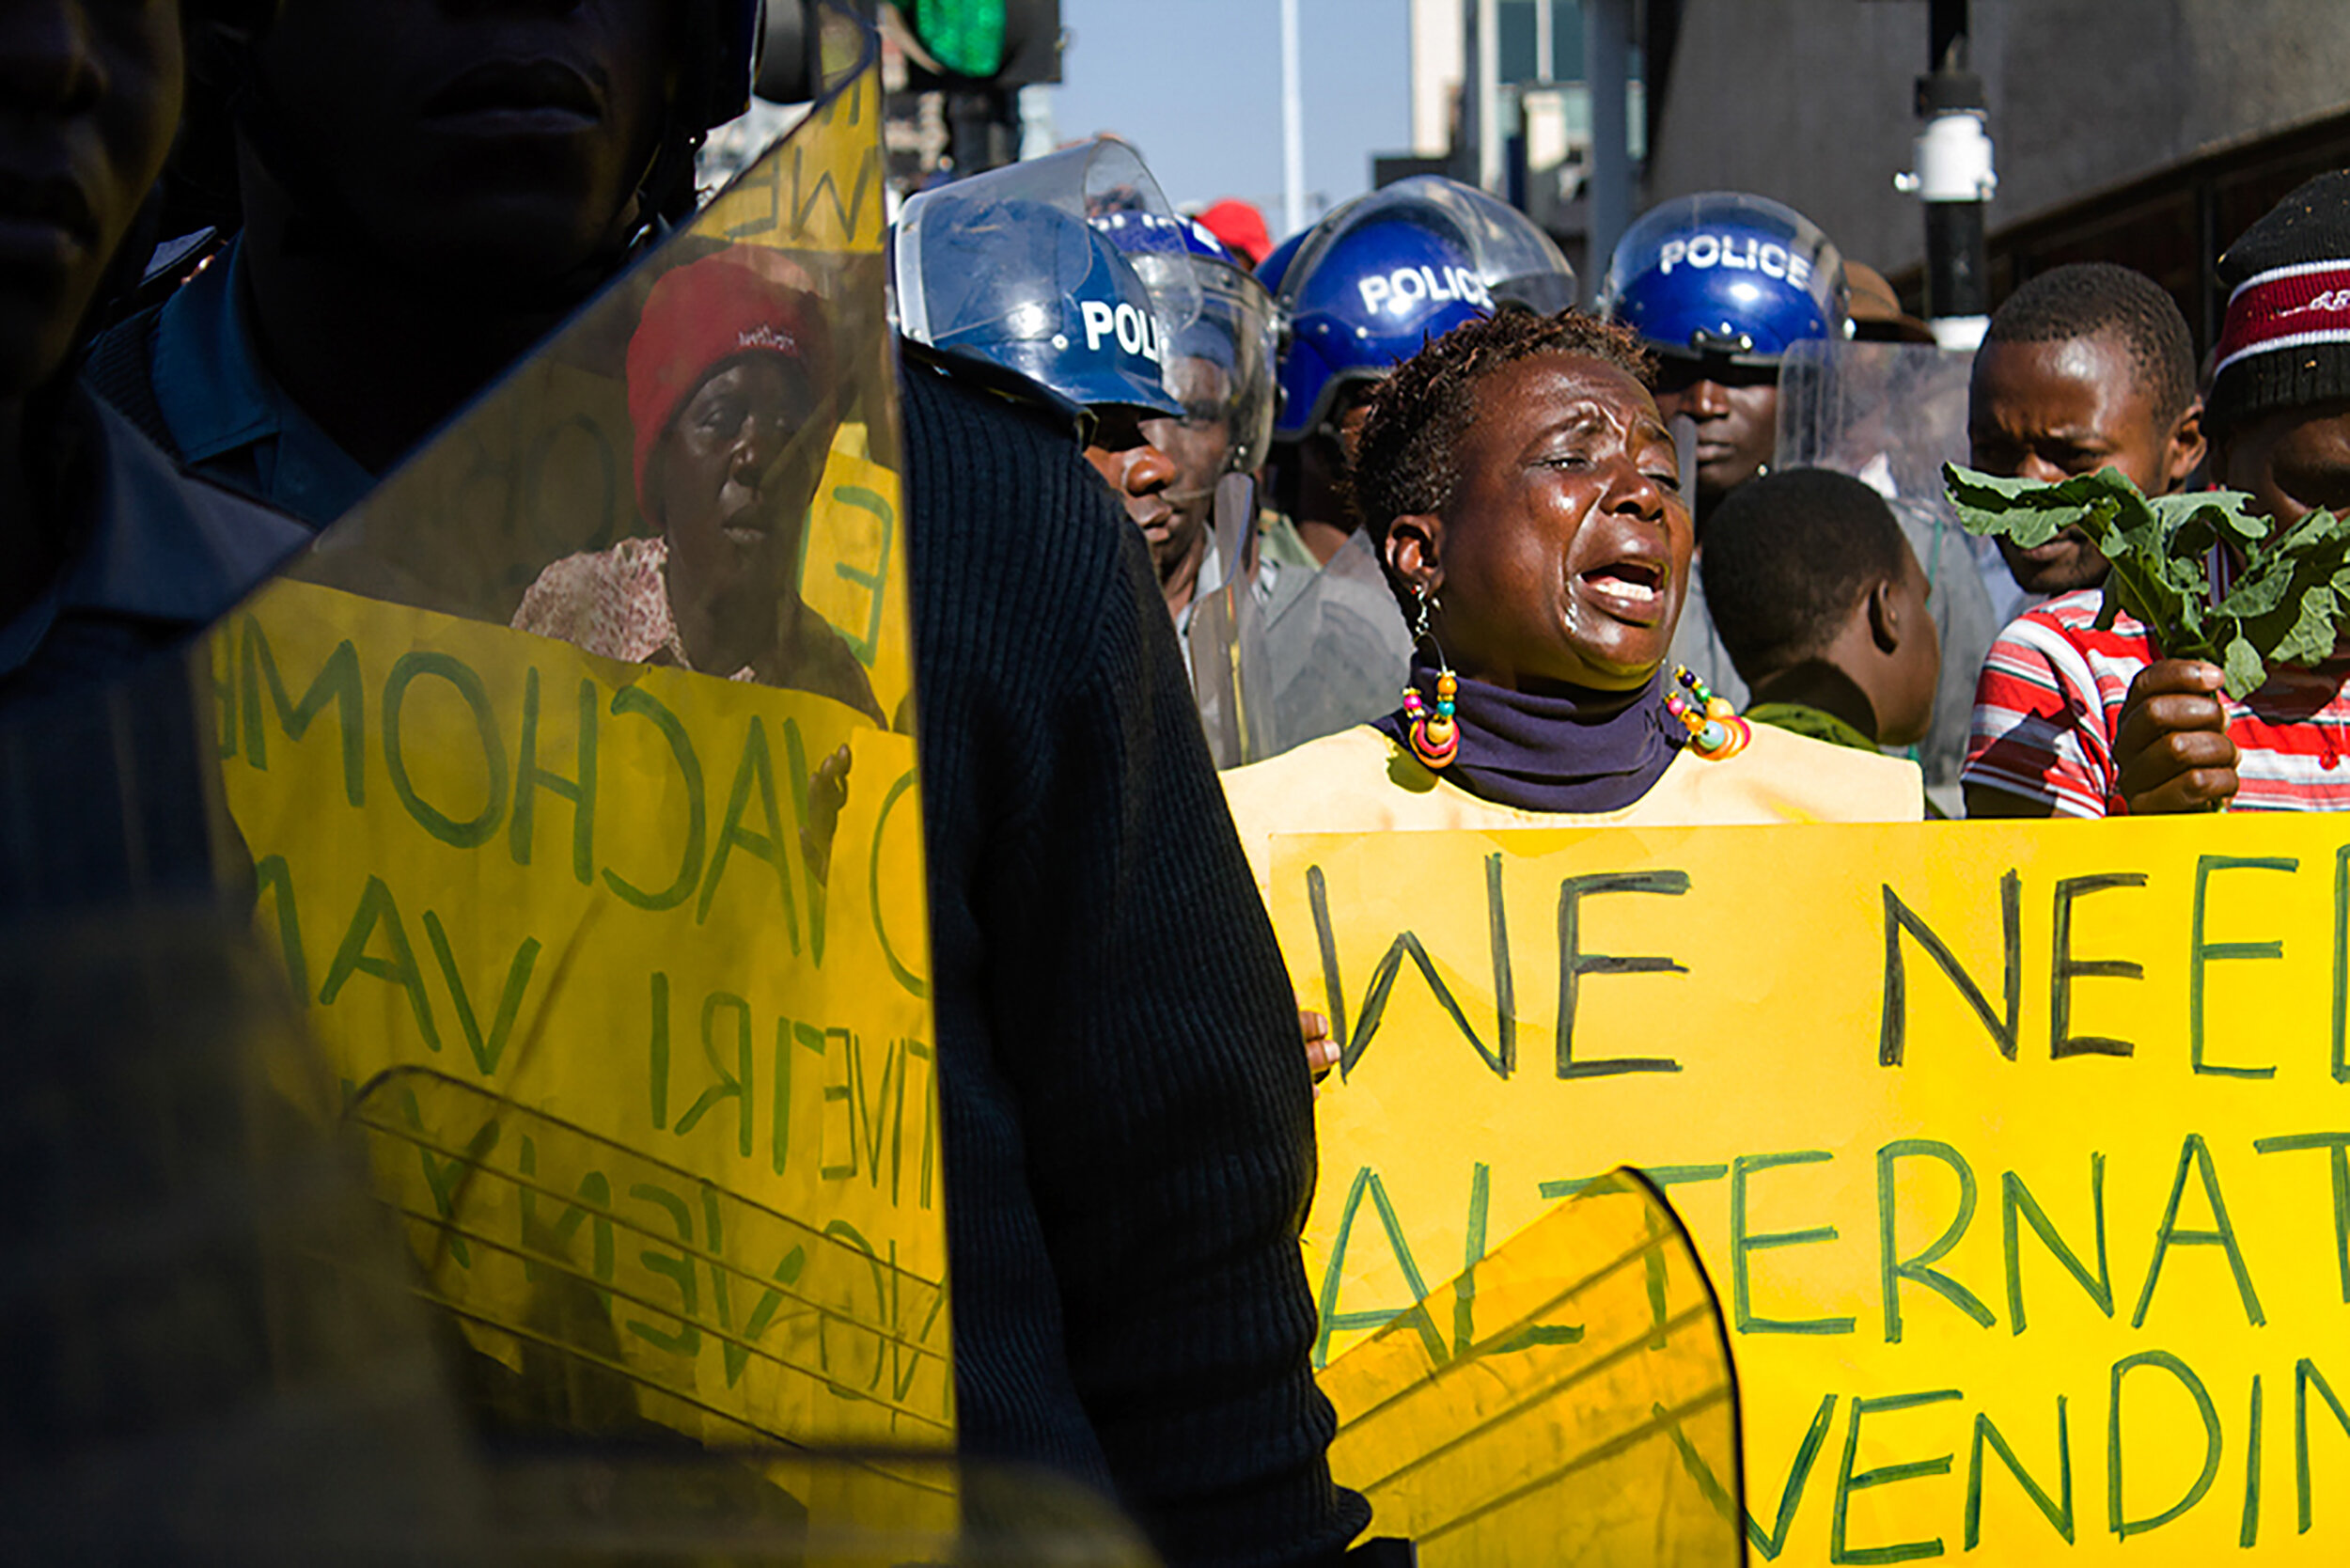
left=906, top=0, right=1008, bottom=78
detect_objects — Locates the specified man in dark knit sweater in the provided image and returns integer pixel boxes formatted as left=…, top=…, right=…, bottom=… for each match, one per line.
left=898, top=351, right=1368, bottom=1567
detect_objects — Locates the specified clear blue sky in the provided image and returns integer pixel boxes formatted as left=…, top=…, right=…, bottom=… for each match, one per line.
left=1043, top=0, right=1414, bottom=242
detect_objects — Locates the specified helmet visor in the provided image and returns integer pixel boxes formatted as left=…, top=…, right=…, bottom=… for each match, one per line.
left=1597, top=192, right=1848, bottom=365
left=893, top=138, right=1198, bottom=415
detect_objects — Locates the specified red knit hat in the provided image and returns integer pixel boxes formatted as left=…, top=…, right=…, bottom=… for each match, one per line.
left=625, top=247, right=833, bottom=520
left=2211, top=171, right=2350, bottom=436
left=1198, top=199, right=1275, bottom=267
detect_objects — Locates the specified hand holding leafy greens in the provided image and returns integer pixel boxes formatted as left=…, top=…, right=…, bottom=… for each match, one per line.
left=1944, top=463, right=2350, bottom=698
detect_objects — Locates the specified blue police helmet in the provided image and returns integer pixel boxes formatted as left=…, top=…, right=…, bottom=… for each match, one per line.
left=1254, top=227, right=1311, bottom=297
left=1091, top=210, right=1242, bottom=266
left=1095, top=212, right=1281, bottom=475
left=894, top=140, right=1192, bottom=417
left=1598, top=192, right=1849, bottom=366
left=1270, top=177, right=1576, bottom=442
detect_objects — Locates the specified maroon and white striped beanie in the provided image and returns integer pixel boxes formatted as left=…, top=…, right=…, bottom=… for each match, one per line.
left=2212, top=170, right=2350, bottom=434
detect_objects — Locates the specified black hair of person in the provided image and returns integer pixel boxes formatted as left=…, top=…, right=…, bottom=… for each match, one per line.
left=1983, top=262, right=2198, bottom=426
left=1700, top=467, right=1907, bottom=682
left=1346, top=309, right=1655, bottom=586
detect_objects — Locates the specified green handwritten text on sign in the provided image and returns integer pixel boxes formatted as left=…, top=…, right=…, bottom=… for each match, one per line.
left=220, top=578, right=946, bottom=1454
left=1276, top=820, right=2350, bottom=1563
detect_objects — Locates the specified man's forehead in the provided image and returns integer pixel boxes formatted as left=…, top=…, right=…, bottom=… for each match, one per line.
left=1972, top=332, right=2137, bottom=397
left=1972, top=341, right=2166, bottom=439
left=1654, top=353, right=1776, bottom=388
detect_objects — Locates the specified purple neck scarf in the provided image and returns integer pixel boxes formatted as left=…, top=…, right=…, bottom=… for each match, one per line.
left=1373, top=654, right=1688, bottom=814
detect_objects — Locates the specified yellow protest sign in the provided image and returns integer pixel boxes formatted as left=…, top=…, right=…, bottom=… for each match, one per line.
left=208, top=8, right=951, bottom=1523
left=1277, top=818, right=2350, bottom=1562
left=215, top=580, right=943, bottom=1451
left=1322, top=1169, right=1743, bottom=1566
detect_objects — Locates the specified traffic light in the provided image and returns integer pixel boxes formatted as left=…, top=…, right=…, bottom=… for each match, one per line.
left=899, top=0, right=1063, bottom=88
left=756, top=1, right=1059, bottom=105
left=901, top=0, right=1007, bottom=78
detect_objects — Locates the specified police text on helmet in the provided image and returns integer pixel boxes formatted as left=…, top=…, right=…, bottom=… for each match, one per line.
left=1654, top=235, right=1812, bottom=288
left=1355, top=265, right=1494, bottom=316
left=1080, top=300, right=1164, bottom=364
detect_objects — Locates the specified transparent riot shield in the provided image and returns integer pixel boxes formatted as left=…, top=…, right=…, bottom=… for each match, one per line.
left=1189, top=474, right=1277, bottom=766
left=1252, top=528, right=1415, bottom=760
left=0, top=899, right=495, bottom=1564
left=0, top=900, right=1150, bottom=1564
left=1774, top=338, right=1999, bottom=813
left=1322, top=1170, right=1747, bottom=1566
left=190, top=0, right=965, bottom=1536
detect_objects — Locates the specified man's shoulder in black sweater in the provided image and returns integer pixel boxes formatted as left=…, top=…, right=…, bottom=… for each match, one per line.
left=894, top=349, right=1367, bottom=1568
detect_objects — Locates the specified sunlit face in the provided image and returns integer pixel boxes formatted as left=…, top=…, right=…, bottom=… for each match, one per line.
left=1968, top=332, right=2203, bottom=595
left=652, top=355, right=828, bottom=635
left=1139, top=356, right=1237, bottom=580
left=253, top=0, right=673, bottom=286
left=0, top=0, right=181, bottom=398
left=1083, top=402, right=1181, bottom=568
left=1651, top=356, right=1778, bottom=510
left=1394, top=354, right=1694, bottom=695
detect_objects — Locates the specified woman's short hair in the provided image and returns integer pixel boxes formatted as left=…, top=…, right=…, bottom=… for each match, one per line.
left=1347, top=308, right=1655, bottom=559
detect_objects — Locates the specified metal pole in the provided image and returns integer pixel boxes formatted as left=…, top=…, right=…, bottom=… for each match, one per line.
left=1585, top=0, right=1631, bottom=298
left=1534, top=0, right=1554, bottom=83
left=948, top=87, right=1015, bottom=175
left=1897, top=0, right=1995, bottom=349
left=1280, top=0, right=1306, bottom=236
left=1476, top=0, right=1502, bottom=194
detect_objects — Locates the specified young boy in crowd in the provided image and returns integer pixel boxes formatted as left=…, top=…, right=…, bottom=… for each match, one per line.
left=1702, top=469, right=1941, bottom=769
left=1965, top=178, right=2350, bottom=816
left=1964, top=261, right=2206, bottom=606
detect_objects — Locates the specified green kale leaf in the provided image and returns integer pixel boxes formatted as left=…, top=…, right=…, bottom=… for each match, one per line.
left=1945, top=463, right=2350, bottom=698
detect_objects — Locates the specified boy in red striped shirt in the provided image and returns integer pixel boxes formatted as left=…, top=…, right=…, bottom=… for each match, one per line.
left=1964, top=179, right=2350, bottom=815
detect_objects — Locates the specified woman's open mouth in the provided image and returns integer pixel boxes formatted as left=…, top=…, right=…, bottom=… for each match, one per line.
left=1580, top=557, right=1668, bottom=621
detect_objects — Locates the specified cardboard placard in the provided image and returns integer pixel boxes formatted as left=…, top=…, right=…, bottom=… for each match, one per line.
left=1323, top=1168, right=1745, bottom=1565
left=211, top=13, right=951, bottom=1521
left=1280, top=819, right=2350, bottom=1562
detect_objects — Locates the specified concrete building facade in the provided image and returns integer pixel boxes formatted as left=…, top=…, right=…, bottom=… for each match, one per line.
left=1641, top=0, right=2350, bottom=337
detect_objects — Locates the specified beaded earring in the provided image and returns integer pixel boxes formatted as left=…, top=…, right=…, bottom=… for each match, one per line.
left=1666, top=665, right=1752, bottom=760
left=1403, top=586, right=1459, bottom=770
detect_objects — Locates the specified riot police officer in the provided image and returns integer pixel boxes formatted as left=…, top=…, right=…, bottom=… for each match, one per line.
left=1265, top=177, right=1575, bottom=567
left=1602, top=192, right=1995, bottom=810
left=1090, top=211, right=1277, bottom=633
left=892, top=139, right=1371, bottom=1565
left=893, top=139, right=1198, bottom=565
left=1257, top=177, right=1575, bottom=755
left=1599, top=192, right=1848, bottom=518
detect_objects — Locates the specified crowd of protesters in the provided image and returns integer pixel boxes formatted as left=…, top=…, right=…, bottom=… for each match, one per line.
left=9, top=1, right=2350, bottom=1564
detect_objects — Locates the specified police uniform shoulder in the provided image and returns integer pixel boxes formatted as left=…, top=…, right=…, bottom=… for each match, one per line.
left=898, top=337, right=1086, bottom=441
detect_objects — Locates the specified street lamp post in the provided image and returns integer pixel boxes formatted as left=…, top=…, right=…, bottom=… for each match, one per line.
left=1281, top=0, right=1307, bottom=236
left=1896, top=0, right=1997, bottom=350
